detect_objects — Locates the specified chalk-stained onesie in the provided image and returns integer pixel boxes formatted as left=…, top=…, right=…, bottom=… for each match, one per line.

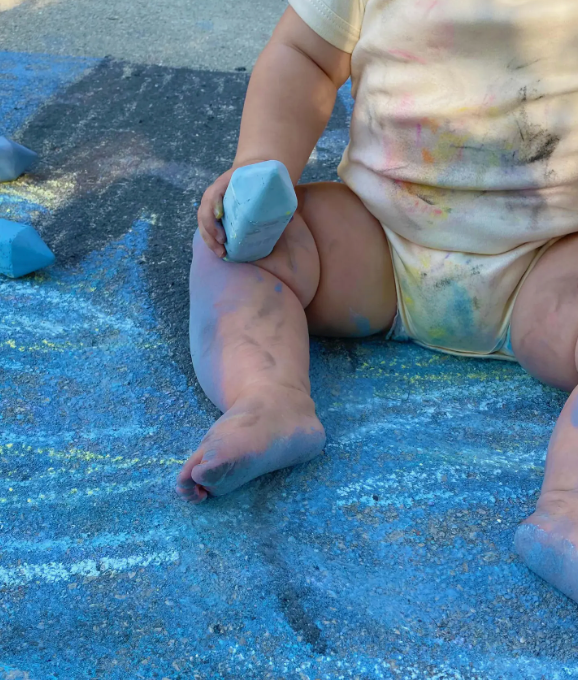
left=290, top=0, right=578, bottom=357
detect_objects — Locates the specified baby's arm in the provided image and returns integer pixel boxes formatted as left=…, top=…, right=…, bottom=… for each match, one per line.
left=198, top=6, right=351, bottom=257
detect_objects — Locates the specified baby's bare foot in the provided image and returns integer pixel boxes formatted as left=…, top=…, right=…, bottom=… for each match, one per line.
left=515, top=490, right=578, bottom=602
left=176, top=385, right=326, bottom=503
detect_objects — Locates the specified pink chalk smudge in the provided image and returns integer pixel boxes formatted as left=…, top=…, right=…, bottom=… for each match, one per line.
left=397, top=93, right=415, bottom=115
left=417, top=0, right=439, bottom=10
left=387, top=49, right=427, bottom=65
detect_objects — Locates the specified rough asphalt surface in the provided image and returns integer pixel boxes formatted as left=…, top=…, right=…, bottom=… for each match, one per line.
left=1, top=8, right=578, bottom=680
left=0, top=0, right=283, bottom=70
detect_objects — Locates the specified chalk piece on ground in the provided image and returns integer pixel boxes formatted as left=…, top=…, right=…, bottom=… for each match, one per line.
left=0, top=219, right=55, bottom=278
left=0, top=136, right=38, bottom=182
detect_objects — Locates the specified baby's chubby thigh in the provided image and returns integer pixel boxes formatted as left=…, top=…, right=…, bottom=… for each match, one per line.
left=510, top=233, right=578, bottom=391
left=258, top=181, right=397, bottom=338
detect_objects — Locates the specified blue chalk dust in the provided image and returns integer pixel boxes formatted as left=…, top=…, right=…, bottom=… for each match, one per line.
left=0, top=51, right=94, bottom=136
left=2, top=56, right=578, bottom=680
left=350, top=309, right=373, bottom=337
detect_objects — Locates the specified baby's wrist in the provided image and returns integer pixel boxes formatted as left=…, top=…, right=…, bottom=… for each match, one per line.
left=232, top=156, right=270, bottom=171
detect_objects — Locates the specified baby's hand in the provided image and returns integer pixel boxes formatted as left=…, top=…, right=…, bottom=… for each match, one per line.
left=197, top=168, right=233, bottom=258
left=197, top=160, right=267, bottom=258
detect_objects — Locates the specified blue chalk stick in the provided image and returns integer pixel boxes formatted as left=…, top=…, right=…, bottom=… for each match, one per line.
left=222, top=161, right=297, bottom=263
left=0, top=219, right=55, bottom=278
left=0, top=136, right=38, bottom=182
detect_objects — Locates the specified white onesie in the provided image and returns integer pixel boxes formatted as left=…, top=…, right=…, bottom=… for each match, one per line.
left=290, top=0, right=578, bottom=358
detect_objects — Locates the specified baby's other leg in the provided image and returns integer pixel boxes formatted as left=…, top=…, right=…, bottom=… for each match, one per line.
left=177, top=182, right=396, bottom=502
left=510, top=233, right=578, bottom=601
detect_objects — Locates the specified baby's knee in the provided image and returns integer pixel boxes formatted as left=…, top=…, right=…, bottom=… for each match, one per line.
left=192, top=227, right=209, bottom=264
left=192, top=226, right=211, bottom=257
left=253, top=188, right=321, bottom=308
left=191, top=189, right=322, bottom=309
left=512, top=276, right=578, bottom=391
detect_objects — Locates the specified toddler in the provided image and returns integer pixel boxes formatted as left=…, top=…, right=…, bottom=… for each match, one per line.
left=177, top=0, right=578, bottom=603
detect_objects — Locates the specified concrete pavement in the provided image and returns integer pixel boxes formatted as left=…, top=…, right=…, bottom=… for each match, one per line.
left=1, top=2, right=578, bottom=679
left=0, top=0, right=283, bottom=70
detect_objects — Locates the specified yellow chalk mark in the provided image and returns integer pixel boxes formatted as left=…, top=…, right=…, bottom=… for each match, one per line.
left=214, top=202, right=224, bottom=220
left=0, top=443, right=187, bottom=477
left=4, top=338, right=162, bottom=353
left=10, top=340, right=84, bottom=353
left=427, top=326, right=450, bottom=342
left=1, top=174, right=77, bottom=212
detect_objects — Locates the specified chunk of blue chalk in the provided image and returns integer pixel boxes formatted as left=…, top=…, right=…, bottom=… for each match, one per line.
left=0, top=136, right=38, bottom=182
left=0, top=219, right=55, bottom=278
left=222, top=160, right=297, bottom=263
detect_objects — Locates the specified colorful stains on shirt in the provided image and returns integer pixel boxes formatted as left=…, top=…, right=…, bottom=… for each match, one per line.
left=290, top=0, right=578, bottom=356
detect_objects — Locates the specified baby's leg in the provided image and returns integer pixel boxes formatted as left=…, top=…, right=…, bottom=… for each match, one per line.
left=177, top=182, right=396, bottom=502
left=509, top=233, right=578, bottom=601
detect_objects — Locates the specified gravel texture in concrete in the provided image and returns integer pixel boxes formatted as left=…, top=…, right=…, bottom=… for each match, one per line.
left=0, top=0, right=284, bottom=70
left=1, top=51, right=578, bottom=680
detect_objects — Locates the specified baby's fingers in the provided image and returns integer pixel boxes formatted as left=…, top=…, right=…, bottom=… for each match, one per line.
left=198, top=190, right=227, bottom=257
